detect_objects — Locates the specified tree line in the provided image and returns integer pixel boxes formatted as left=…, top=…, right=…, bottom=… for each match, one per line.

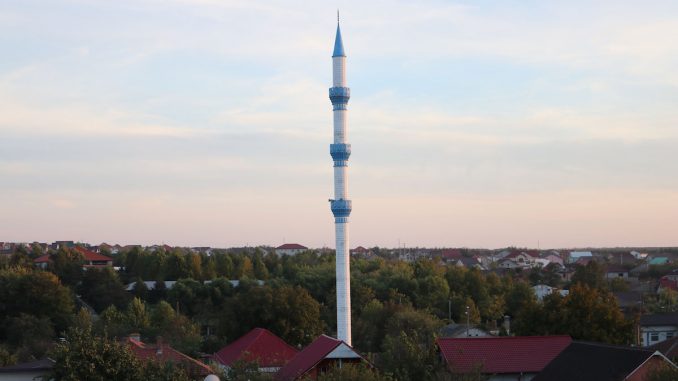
left=0, top=246, right=636, bottom=380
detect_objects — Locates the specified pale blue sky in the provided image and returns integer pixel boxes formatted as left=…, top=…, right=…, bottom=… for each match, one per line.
left=1, top=0, right=677, bottom=248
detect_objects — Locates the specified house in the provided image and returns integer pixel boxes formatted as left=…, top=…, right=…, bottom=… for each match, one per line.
left=605, top=265, right=629, bottom=280
left=213, top=328, right=298, bottom=373
left=439, top=323, right=490, bottom=338
left=640, top=312, right=678, bottom=347
left=50, top=240, right=75, bottom=250
left=568, top=251, right=593, bottom=264
left=532, top=341, right=676, bottom=381
left=0, top=242, right=16, bottom=256
left=0, top=358, right=54, bottom=381
left=543, top=254, right=564, bottom=267
left=275, top=335, right=369, bottom=381
left=453, top=256, right=486, bottom=270
left=612, top=291, right=643, bottom=314
left=441, top=249, right=463, bottom=263
left=34, top=246, right=114, bottom=269
left=96, top=242, right=120, bottom=254
left=649, top=257, right=670, bottom=266
left=608, top=252, right=637, bottom=266
left=125, top=335, right=213, bottom=379
left=658, top=271, right=678, bottom=292
left=436, top=335, right=572, bottom=381
left=505, top=251, right=538, bottom=267
left=630, top=251, right=648, bottom=260
left=275, top=244, right=308, bottom=256
left=350, top=246, right=370, bottom=257
left=574, top=256, right=593, bottom=266
left=533, top=284, right=562, bottom=302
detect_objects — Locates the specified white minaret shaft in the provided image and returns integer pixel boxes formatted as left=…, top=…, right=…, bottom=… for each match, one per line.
left=329, top=19, right=352, bottom=345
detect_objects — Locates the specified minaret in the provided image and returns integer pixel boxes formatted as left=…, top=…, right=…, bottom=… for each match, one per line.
left=329, top=14, right=352, bottom=345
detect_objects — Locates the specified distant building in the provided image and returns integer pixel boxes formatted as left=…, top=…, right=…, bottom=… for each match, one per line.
left=441, top=249, right=463, bottom=263
left=568, top=251, right=593, bottom=264
left=350, top=246, right=370, bottom=257
left=51, top=240, right=75, bottom=250
left=605, top=265, right=629, bottom=280
left=649, top=257, right=670, bottom=266
left=275, top=244, right=308, bottom=256
left=34, top=246, right=113, bottom=269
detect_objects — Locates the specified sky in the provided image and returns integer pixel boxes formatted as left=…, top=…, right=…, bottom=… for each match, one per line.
left=1, top=0, right=677, bottom=249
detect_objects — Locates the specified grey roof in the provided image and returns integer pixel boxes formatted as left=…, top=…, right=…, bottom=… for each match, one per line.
left=0, top=358, right=54, bottom=373
left=532, top=342, right=660, bottom=381
left=332, top=23, right=345, bottom=57
left=640, top=312, right=678, bottom=326
left=125, top=279, right=264, bottom=291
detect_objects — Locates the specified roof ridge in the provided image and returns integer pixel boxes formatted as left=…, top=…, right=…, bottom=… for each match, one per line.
left=571, top=341, right=654, bottom=352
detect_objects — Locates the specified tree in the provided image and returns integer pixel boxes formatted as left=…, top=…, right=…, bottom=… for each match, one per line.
left=126, top=298, right=150, bottom=331
left=380, top=331, right=438, bottom=381
left=318, top=364, right=389, bottom=381
left=269, top=286, right=323, bottom=346
left=379, top=307, right=443, bottom=380
left=148, top=280, right=168, bottom=304
left=132, top=277, right=149, bottom=300
left=5, top=313, right=54, bottom=361
left=48, top=326, right=145, bottom=381
left=149, top=301, right=201, bottom=356
left=78, top=267, right=130, bottom=312
left=513, top=284, right=634, bottom=344
left=0, top=267, right=74, bottom=336
left=47, top=325, right=190, bottom=381
left=49, top=247, right=84, bottom=287
left=571, top=261, right=605, bottom=290
left=225, top=359, right=273, bottom=381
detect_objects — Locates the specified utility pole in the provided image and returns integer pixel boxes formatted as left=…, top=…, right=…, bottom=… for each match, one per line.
left=465, top=305, right=470, bottom=336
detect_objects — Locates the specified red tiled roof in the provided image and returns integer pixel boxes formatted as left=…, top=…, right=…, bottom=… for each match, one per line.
left=351, top=246, right=368, bottom=253
left=276, top=244, right=307, bottom=250
left=125, top=337, right=212, bottom=376
left=659, top=277, right=678, bottom=292
left=73, top=246, right=113, bottom=262
left=575, top=257, right=592, bottom=266
left=275, top=335, right=344, bottom=381
left=34, top=254, right=51, bottom=263
left=649, top=336, right=678, bottom=359
left=442, top=249, right=463, bottom=260
left=214, top=328, right=298, bottom=368
left=437, top=336, right=572, bottom=374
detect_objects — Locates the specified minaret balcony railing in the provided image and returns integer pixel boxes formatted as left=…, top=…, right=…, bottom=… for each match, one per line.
left=329, top=87, right=351, bottom=106
left=330, top=143, right=351, bottom=161
left=330, top=199, right=352, bottom=218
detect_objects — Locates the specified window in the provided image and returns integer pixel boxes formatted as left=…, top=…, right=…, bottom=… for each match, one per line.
left=650, top=333, right=659, bottom=342
left=667, top=332, right=674, bottom=339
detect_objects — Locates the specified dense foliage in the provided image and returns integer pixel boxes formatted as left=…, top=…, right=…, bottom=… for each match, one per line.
left=0, top=245, right=640, bottom=379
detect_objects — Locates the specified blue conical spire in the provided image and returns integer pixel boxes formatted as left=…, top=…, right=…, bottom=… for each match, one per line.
left=332, top=18, right=345, bottom=57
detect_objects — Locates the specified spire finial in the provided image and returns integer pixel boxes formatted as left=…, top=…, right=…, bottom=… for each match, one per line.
left=337, top=9, right=340, bottom=24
